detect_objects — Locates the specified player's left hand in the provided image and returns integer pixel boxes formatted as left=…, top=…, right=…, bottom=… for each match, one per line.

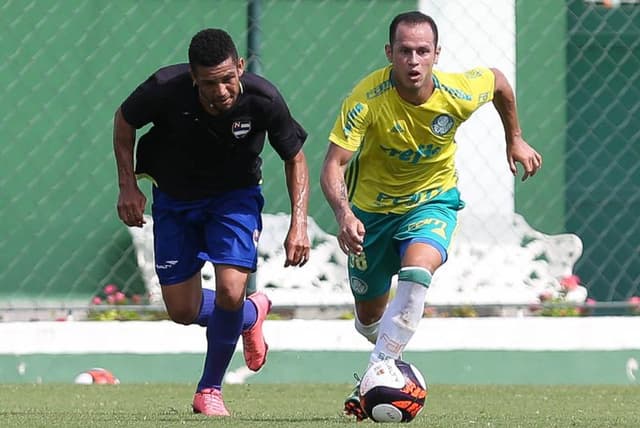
left=283, top=226, right=311, bottom=267
left=507, top=136, right=542, bottom=181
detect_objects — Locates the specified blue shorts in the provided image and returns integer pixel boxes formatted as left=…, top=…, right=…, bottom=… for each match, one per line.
left=348, top=188, right=464, bottom=301
left=151, top=186, right=264, bottom=286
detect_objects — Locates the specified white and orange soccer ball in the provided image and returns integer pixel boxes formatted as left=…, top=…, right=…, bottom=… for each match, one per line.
left=359, top=359, right=428, bottom=423
left=74, top=368, right=120, bottom=385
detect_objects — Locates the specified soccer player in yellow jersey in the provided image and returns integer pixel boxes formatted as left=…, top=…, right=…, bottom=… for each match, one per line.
left=320, top=11, right=542, bottom=421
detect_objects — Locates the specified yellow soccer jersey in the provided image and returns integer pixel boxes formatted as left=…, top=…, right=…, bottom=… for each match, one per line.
left=329, top=65, right=495, bottom=214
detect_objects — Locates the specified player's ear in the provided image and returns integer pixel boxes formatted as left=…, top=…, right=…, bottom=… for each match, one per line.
left=189, top=66, right=197, bottom=86
left=434, top=45, right=441, bottom=64
left=385, top=44, right=392, bottom=62
left=236, top=57, right=245, bottom=77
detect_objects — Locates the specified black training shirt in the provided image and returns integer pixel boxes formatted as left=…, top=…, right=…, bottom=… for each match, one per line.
left=120, top=63, right=307, bottom=200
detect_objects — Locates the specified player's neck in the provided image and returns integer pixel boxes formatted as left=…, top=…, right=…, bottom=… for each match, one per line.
left=395, top=80, right=434, bottom=106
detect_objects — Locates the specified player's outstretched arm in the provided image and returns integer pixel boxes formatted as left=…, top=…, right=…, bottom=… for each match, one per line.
left=490, top=68, right=543, bottom=181
left=320, top=143, right=365, bottom=255
left=113, top=108, right=146, bottom=227
left=283, top=150, right=311, bottom=267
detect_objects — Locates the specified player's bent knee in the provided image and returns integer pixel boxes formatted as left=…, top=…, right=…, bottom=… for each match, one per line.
left=166, top=306, right=199, bottom=325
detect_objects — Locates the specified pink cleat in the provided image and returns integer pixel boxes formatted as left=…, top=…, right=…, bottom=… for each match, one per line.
left=192, top=388, right=230, bottom=416
left=242, top=291, right=272, bottom=371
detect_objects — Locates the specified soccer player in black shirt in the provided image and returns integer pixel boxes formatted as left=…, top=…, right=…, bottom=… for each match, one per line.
left=113, top=28, right=310, bottom=416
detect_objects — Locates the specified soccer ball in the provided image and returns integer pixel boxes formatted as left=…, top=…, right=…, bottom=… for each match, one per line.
left=359, top=359, right=427, bottom=423
left=74, top=368, right=120, bottom=385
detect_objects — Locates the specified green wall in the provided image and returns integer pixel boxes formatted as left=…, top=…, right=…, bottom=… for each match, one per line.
left=517, top=1, right=640, bottom=300
left=3, top=1, right=636, bottom=303
left=565, top=0, right=640, bottom=301
left=516, top=0, right=567, bottom=233
left=2, top=350, right=638, bottom=385
left=0, top=1, right=248, bottom=302
left=0, top=1, right=415, bottom=302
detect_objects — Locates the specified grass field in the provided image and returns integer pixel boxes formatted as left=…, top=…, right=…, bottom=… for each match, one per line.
left=1, top=383, right=639, bottom=427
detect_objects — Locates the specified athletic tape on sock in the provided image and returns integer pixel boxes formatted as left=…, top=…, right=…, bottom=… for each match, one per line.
left=398, top=266, right=432, bottom=288
left=355, top=317, right=380, bottom=345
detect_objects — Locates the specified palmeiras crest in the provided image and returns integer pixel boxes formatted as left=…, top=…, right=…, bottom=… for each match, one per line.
left=431, top=114, right=454, bottom=136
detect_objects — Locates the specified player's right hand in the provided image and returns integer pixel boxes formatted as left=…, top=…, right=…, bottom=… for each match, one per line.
left=117, top=185, right=147, bottom=227
left=507, top=136, right=542, bottom=181
left=336, top=211, right=365, bottom=255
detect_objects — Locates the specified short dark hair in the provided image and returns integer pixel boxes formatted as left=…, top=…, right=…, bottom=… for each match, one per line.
left=389, top=11, right=439, bottom=47
left=188, top=28, right=239, bottom=69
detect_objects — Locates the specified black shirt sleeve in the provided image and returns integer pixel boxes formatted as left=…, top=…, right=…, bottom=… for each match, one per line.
left=266, top=89, right=308, bottom=160
left=120, top=75, right=163, bottom=129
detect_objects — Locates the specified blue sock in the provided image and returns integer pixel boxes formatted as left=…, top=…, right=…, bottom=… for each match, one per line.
left=194, top=289, right=215, bottom=327
left=197, top=303, right=243, bottom=391
left=194, top=289, right=258, bottom=331
left=243, top=298, right=258, bottom=331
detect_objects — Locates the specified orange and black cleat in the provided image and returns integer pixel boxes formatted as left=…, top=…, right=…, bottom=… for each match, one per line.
left=343, top=374, right=368, bottom=421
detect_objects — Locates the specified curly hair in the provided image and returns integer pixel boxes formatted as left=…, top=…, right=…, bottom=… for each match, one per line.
left=188, top=28, right=239, bottom=68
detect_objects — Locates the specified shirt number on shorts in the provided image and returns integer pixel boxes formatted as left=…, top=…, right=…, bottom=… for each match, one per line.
left=349, top=252, right=368, bottom=271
